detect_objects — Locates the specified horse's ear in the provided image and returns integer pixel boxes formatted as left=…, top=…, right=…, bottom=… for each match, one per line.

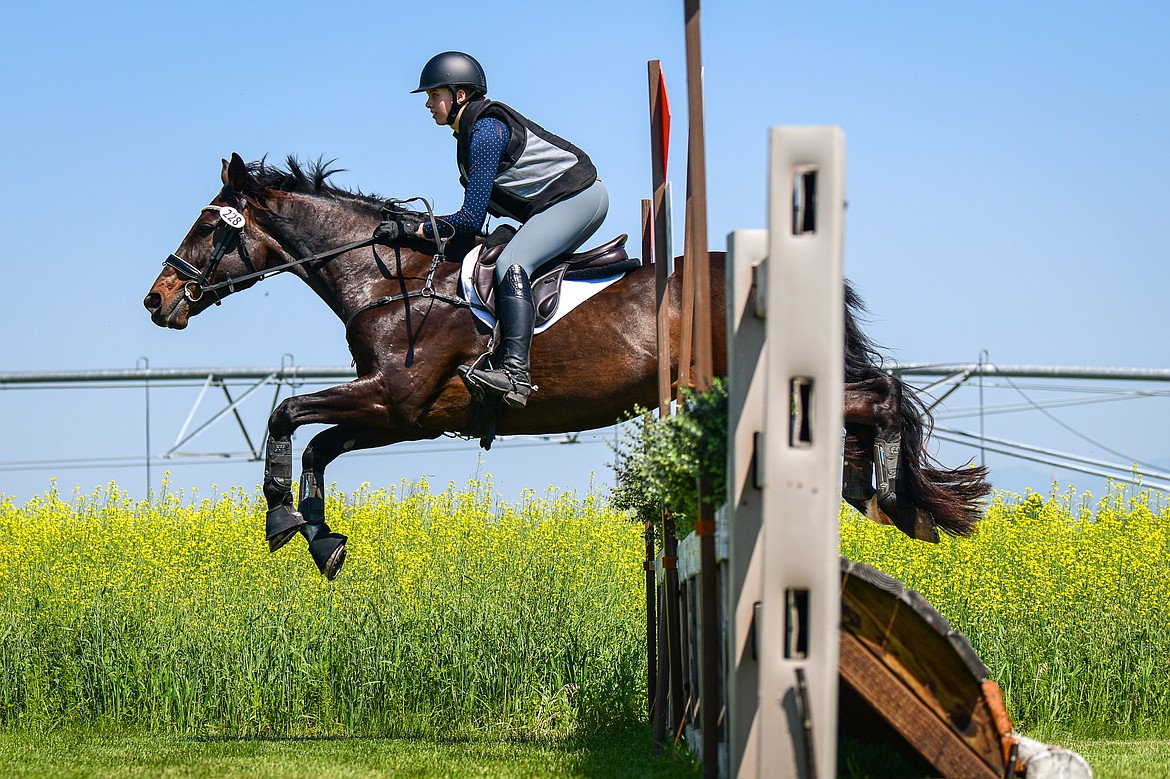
left=221, top=152, right=249, bottom=190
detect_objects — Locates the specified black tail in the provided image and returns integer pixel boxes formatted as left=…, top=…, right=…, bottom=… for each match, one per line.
left=844, top=282, right=990, bottom=537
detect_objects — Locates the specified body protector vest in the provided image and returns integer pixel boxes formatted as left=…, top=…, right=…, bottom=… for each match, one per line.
left=456, top=100, right=598, bottom=224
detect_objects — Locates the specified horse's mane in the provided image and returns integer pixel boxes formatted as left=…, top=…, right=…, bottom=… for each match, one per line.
left=235, top=154, right=475, bottom=256
left=240, top=155, right=383, bottom=206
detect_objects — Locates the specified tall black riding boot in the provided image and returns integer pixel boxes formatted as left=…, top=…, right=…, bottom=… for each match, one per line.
left=465, top=264, right=536, bottom=407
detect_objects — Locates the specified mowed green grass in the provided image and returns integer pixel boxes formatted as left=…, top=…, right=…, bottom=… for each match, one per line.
left=0, top=730, right=1165, bottom=778
left=1064, top=739, right=1170, bottom=779
left=0, top=727, right=700, bottom=779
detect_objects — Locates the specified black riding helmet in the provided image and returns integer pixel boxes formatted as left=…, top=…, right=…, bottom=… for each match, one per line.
left=412, top=51, right=488, bottom=126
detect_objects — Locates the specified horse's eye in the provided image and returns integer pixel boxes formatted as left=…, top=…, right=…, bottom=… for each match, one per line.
left=197, top=222, right=216, bottom=236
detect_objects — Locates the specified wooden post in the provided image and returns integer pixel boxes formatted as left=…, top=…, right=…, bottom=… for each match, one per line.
left=648, top=60, right=673, bottom=418
left=663, top=511, right=686, bottom=742
left=725, top=229, right=768, bottom=776
left=649, top=59, right=685, bottom=751
left=684, top=0, right=712, bottom=392
left=641, top=200, right=658, bottom=724
left=645, top=519, right=658, bottom=721
left=683, top=2, right=719, bottom=776
left=676, top=199, right=696, bottom=404
left=754, top=126, right=846, bottom=779
left=653, top=583, right=670, bottom=753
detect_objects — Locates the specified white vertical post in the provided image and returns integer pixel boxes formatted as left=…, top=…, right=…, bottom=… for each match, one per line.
left=727, top=126, right=845, bottom=779
left=726, top=228, right=768, bottom=776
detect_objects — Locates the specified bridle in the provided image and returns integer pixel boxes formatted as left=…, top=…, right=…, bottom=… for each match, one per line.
left=163, top=200, right=257, bottom=303
left=161, top=191, right=477, bottom=326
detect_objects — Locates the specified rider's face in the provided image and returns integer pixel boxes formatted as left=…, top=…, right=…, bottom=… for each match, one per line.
left=425, top=87, right=458, bottom=126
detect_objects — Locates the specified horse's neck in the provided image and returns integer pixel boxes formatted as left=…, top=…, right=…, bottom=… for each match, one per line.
left=267, top=194, right=399, bottom=321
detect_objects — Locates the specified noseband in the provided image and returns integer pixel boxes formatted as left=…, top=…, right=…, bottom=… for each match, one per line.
left=164, top=202, right=255, bottom=303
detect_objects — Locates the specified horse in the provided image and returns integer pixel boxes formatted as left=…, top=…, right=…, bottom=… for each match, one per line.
left=144, top=154, right=990, bottom=580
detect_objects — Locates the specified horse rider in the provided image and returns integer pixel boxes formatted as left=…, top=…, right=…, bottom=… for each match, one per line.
left=373, top=51, right=609, bottom=408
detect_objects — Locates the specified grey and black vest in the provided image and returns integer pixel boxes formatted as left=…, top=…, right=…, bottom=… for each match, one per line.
left=456, top=99, right=597, bottom=223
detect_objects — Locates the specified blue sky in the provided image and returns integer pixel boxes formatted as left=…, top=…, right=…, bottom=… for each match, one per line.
left=1, top=1, right=1168, bottom=504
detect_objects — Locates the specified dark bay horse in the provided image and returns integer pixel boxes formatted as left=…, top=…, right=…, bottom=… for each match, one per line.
left=144, top=154, right=989, bottom=579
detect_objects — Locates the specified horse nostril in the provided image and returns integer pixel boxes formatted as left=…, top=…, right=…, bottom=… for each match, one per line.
left=144, top=292, right=162, bottom=311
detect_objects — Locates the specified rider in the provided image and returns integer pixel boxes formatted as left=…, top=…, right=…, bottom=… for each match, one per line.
left=375, top=51, right=608, bottom=408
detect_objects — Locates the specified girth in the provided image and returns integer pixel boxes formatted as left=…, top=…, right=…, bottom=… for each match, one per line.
left=472, top=233, right=639, bottom=325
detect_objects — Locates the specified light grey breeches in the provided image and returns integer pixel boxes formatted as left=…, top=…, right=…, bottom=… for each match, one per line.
left=494, top=179, right=609, bottom=282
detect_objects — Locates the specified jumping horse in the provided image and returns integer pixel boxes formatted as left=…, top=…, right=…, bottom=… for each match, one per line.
left=144, top=154, right=990, bottom=580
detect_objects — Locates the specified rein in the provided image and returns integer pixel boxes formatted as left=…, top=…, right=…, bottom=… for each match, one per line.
left=343, top=251, right=472, bottom=334
left=163, top=194, right=474, bottom=324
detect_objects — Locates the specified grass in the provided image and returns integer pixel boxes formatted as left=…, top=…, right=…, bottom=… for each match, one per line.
left=0, top=730, right=1165, bottom=778
left=840, top=484, right=1170, bottom=739
left=0, top=726, right=700, bottom=779
left=0, top=478, right=647, bottom=738
left=1, top=479, right=1167, bottom=775
left=1064, top=739, right=1170, bottom=779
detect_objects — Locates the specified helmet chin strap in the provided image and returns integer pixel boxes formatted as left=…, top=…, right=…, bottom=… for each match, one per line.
left=445, top=86, right=470, bottom=126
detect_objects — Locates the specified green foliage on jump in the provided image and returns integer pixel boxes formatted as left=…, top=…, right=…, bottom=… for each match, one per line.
left=609, top=379, right=727, bottom=539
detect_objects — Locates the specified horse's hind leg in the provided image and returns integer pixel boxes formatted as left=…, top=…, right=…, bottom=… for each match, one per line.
left=845, top=378, right=938, bottom=542
left=842, top=421, right=881, bottom=520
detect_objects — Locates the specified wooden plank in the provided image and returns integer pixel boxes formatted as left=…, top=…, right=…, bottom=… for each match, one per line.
left=840, top=561, right=1004, bottom=764
left=839, top=632, right=1000, bottom=779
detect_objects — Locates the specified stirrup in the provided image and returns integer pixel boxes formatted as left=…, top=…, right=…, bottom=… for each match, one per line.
left=463, top=365, right=536, bottom=408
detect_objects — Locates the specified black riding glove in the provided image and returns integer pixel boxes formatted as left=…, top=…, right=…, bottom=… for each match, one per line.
left=373, top=214, right=424, bottom=244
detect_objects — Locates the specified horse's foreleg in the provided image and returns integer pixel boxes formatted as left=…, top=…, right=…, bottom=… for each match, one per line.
left=264, top=432, right=306, bottom=553
left=260, top=378, right=402, bottom=578
left=263, top=420, right=347, bottom=576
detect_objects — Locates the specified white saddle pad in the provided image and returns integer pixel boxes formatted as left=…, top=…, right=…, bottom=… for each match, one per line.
left=460, top=245, right=625, bottom=335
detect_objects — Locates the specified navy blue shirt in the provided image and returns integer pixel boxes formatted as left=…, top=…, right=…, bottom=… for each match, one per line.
left=425, top=116, right=510, bottom=238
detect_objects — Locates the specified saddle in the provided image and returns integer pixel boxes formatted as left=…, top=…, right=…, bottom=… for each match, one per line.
left=471, top=231, right=640, bottom=326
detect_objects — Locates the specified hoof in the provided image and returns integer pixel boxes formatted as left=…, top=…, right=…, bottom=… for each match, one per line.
left=863, top=496, right=895, bottom=526
left=907, top=511, right=940, bottom=544
left=880, top=494, right=940, bottom=543
left=309, top=532, right=348, bottom=580
left=266, top=505, right=306, bottom=553
left=845, top=496, right=869, bottom=516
